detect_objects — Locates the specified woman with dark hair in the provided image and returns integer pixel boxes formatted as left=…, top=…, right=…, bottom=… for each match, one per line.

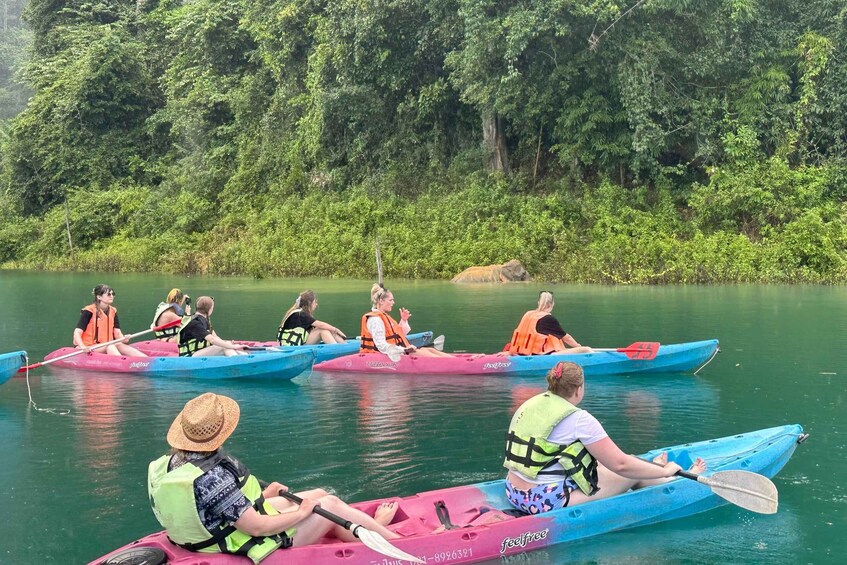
left=73, top=284, right=147, bottom=357
left=503, top=361, right=705, bottom=514
left=152, top=288, right=192, bottom=342
left=277, top=290, right=347, bottom=346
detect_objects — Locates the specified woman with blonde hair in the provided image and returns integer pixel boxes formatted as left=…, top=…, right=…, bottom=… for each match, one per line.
left=504, top=362, right=706, bottom=514
left=152, top=288, right=192, bottom=342
left=277, top=290, right=347, bottom=346
left=360, top=283, right=452, bottom=358
left=507, top=291, right=592, bottom=355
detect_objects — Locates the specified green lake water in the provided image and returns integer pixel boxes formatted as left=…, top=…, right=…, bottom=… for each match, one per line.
left=0, top=271, right=844, bottom=563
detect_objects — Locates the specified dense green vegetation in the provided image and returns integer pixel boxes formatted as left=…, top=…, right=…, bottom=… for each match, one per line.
left=1, top=0, right=845, bottom=283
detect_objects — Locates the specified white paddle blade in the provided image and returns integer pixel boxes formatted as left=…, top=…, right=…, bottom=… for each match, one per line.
left=355, top=526, right=424, bottom=564
left=431, top=335, right=445, bottom=351
left=700, top=470, right=779, bottom=514
left=386, top=346, right=403, bottom=363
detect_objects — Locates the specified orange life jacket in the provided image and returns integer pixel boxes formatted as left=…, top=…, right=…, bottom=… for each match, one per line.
left=508, top=310, right=566, bottom=355
left=81, top=304, right=117, bottom=346
left=360, top=311, right=411, bottom=353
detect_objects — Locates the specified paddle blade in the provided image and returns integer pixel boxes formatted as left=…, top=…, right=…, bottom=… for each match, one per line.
left=431, top=335, right=445, bottom=351
left=618, top=341, right=660, bottom=360
left=355, top=526, right=424, bottom=564
left=698, top=470, right=779, bottom=514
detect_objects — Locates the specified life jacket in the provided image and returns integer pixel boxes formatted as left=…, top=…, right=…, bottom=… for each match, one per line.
left=503, top=392, right=599, bottom=496
left=148, top=451, right=293, bottom=564
left=277, top=309, right=308, bottom=346
left=178, top=314, right=211, bottom=357
left=360, top=311, right=410, bottom=353
left=152, top=302, right=188, bottom=339
left=508, top=310, right=566, bottom=355
left=80, top=304, right=116, bottom=346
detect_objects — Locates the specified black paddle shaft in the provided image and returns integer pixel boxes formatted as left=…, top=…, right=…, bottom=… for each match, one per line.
left=279, top=490, right=355, bottom=531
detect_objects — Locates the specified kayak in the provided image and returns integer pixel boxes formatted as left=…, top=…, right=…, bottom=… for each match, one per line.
left=89, top=423, right=804, bottom=565
left=0, top=351, right=26, bottom=386
left=314, top=339, right=719, bottom=376
left=133, top=331, right=435, bottom=365
left=40, top=345, right=314, bottom=380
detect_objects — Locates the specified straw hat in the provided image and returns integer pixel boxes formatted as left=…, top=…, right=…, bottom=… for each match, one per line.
left=167, top=393, right=240, bottom=451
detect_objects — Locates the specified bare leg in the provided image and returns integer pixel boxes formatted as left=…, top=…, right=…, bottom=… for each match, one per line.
left=115, top=343, right=147, bottom=357
left=192, top=345, right=228, bottom=357
left=564, top=346, right=593, bottom=354
left=272, top=495, right=400, bottom=546
left=410, top=348, right=453, bottom=358
left=568, top=457, right=707, bottom=506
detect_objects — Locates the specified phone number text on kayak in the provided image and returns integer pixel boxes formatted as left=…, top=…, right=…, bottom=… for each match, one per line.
left=368, top=548, right=473, bottom=564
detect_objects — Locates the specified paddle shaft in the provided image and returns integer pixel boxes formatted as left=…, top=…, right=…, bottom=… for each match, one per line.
left=18, top=318, right=183, bottom=372
left=280, top=491, right=354, bottom=530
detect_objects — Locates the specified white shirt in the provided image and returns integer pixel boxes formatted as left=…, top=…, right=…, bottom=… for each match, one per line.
left=514, top=409, right=608, bottom=484
left=366, top=310, right=411, bottom=354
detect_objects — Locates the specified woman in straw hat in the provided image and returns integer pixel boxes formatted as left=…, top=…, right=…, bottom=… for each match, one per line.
left=503, top=362, right=706, bottom=515
left=148, top=393, right=399, bottom=563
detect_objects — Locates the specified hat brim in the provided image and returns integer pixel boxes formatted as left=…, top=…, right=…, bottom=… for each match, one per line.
left=167, top=395, right=240, bottom=451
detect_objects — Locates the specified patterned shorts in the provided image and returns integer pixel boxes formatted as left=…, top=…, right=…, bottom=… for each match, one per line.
left=505, top=479, right=577, bottom=514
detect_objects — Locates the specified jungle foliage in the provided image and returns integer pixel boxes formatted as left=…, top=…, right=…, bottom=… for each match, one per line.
left=1, top=0, right=846, bottom=283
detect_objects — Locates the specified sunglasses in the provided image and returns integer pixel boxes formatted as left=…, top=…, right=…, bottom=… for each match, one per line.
left=104, top=290, right=115, bottom=296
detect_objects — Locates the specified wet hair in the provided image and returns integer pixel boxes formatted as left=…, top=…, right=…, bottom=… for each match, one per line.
left=282, top=290, right=317, bottom=322
left=195, top=296, right=214, bottom=315
left=167, top=288, right=184, bottom=304
left=537, top=291, right=554, bottom=310
left=547, top=362, right=584, bottom=398
left=370, top=283, right=390, bottom=307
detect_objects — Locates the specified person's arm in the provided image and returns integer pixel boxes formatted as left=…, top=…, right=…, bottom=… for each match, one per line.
left=538, top=315, right=585, bottom=348
left=113, top=312, right=127, bottom=341
left=234, top=496, right=318, bottom=537
left=367, top=316, right=391, bottom=353
left=205, top=332, right=247, bottom=351
left=313, top=319, right=345, bottom=336
left=397, top=308, right=411, bottom=336
left=585, top=437, right=680, bottom=480
left=73, top=311, right=93, bottom=348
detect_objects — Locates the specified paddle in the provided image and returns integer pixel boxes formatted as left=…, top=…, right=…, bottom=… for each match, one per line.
left=595, top=341, right=660, bottom=360
left=17, top=319, right=183, bottom=372
left=279, top=490, right=423, bottom=564
left=385, top=334, right=445, bottom=362
left=676, top=468, right=778, bottom=514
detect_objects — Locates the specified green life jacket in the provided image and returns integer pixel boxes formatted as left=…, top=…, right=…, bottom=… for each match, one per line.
left=277, top=309, right=308, bottom=346
left=178, top=314, right=211, bottom=357
left=503, top=392, right=599, bottom=496
left=148, top=451, right=294, bottom=564
left=152, top=302, right=189, bottom=339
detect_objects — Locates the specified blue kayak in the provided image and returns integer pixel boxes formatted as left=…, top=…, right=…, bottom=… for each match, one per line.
left=41, top=347, right=315, bottom=380
left=0, top=351, right=26, bottom=386
left=90, top=423, right=805, bottom=565
left=133, top=331, right=435, bottom=365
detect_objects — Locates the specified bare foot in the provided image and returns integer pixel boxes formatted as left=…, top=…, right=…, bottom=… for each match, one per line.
left=652, top=452, right=668, bottom=465
left=688, top=457, right=707, bottom=474
left=374, top=501, right=399, bottom=525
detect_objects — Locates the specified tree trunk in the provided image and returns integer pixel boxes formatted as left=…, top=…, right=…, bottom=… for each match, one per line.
left=482, top=112, right=510, bottom=174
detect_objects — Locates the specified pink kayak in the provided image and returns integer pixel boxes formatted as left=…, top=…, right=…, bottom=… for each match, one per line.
left=88, top=424, right=802, bottom=565
left=313, top=340, right=719, bottom=376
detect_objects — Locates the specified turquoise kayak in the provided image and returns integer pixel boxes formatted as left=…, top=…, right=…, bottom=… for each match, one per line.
left=90, top=424, right=804, bottom=565
left=0, top=350, right=26, bottom=386
left=315, top=339, right=720, bottom=376
left=133, top=331, right=435, bottom=364
left=41, top=346, right=314, bottom=380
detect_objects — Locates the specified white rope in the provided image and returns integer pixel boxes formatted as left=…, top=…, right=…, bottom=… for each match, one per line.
left=23, top=354, right=70, bottom=415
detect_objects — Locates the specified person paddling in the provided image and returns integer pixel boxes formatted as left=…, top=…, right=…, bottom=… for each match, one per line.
left=277, top=290, right=347, bottom=346
left=73, top=284, right=146, bottom=357
left=152, top=288, right=192, bottom=342
left=177, top=296, right=248, bottom=357
left=360, top=283, right=453, bottom=358
left=504, top=361, right=706, bottom=514
left=507, top=291, right=592, bottom=355
left=148, top=393, right=400, bottom=562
